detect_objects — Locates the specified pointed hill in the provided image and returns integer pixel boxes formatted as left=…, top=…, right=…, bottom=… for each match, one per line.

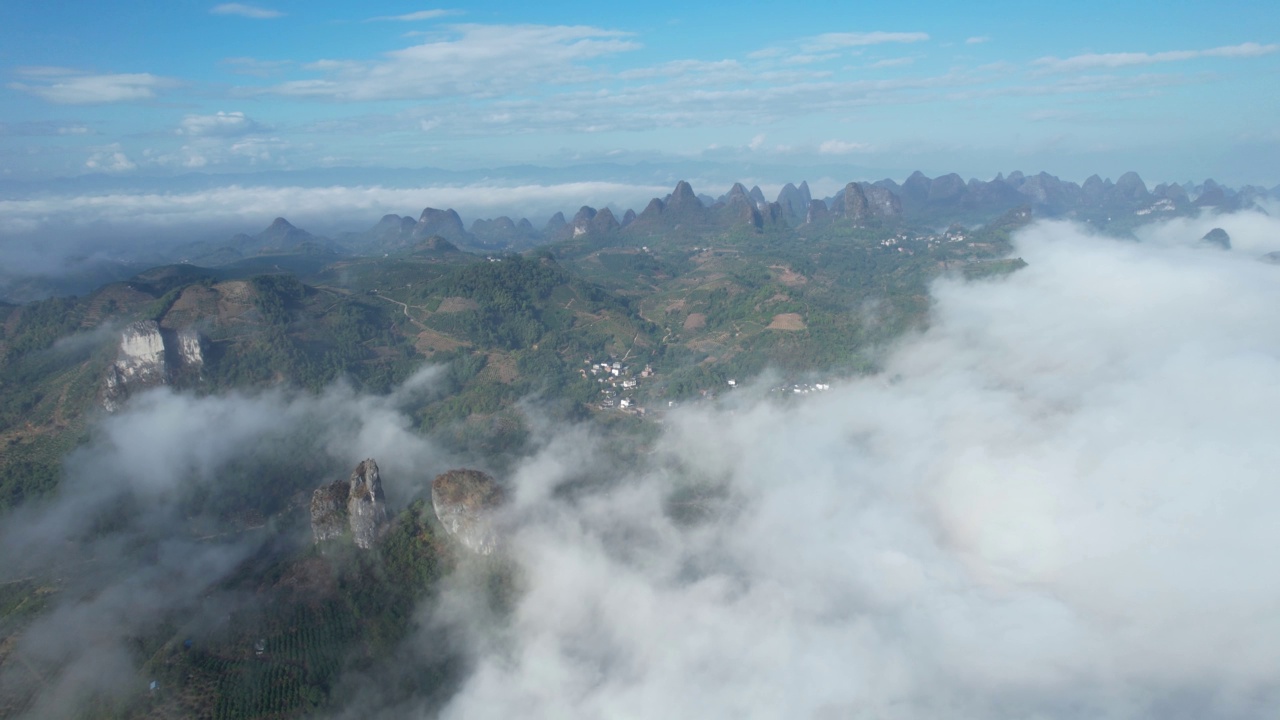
left=412, top=207, right=473, bottom=246
left=776, top=181, right=812, bottom=223
left=179, top=217, right=345, bottom=267
left=470, top=216, right=541, bottom=249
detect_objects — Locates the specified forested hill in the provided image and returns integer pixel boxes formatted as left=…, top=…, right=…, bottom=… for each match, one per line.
left=0, top=195, right=1039, bottom=718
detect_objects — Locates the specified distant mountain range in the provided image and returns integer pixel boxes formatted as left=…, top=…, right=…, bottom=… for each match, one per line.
left=170, top=170, right=1277, bottom=265
left=2, top=169, right=1273, bottom=303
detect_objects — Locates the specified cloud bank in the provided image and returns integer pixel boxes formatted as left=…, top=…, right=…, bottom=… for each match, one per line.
left=4, top=213, right=1280, bottom=716
left=1035, top=41, right=1279, bottom=73
left=0, top=369, right=452, bottom=716
left=8, top=68, right=176, bottom=105
left=430, top=217, right=1280, bottom=717
left=209, top=3, right=283, bottom=20
left=0, top=181, right=670, bottom=236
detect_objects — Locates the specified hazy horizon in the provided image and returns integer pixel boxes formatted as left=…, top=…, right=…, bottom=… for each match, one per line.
left=4, top=1, right=1279, bottom=187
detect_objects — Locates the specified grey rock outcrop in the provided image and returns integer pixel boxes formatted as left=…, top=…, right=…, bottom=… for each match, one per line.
left=830, top=182, right=902, bottom=225
left=431, top=469, right=504, bottom=555
left=776, top=181, right=812, bottom=220
left=177, top=327, right=205, bottom=368
left=309, top=458, right=390, bottom=549
left=348, top=459, right=389, bottom=549
left=102, top=321, right=205, bottom=412
left=310, top=480, right=349, bottom=543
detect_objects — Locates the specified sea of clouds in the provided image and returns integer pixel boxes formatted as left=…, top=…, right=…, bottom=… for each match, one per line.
left=3, top=210, right=1280, bottom=718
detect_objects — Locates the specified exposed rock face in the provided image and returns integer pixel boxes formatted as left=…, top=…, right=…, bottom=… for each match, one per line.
left=347, top=459, right=388, bottom=549
left=1201, top=227, right=1232, bottom=250
left=718, top=183, right=764, bottom=228
left=116, top=320, right=167, bottom=381
left=310, top=458, right=389, bottom=549
left=569, top=206, right=596, bottom=237
left=804, top=199, right=830, bottom=225
left=776, top=181, right=812, bottom=220
left=432, top=469, right=504, bottom=555
left=103, top=320, right=185, bottom=412
left=830, top=182, right=902, bottom=224
left=176, top=328, right=204, bottom=368
left=310, top=480, right=349, bottom=543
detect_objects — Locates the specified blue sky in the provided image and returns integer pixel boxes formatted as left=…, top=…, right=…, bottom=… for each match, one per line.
left=3, top=0, right=1279, bottom=186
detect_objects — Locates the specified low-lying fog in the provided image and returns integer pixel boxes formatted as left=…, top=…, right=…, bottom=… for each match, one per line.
left=4, top=211, right=1280, bottom=718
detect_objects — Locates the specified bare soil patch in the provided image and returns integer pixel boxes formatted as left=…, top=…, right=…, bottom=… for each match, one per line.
left=414, top=328, right=466, bottom=355
left=436, top=296, right=480, bottom=313
left=767, top=313, right=806, bottom=331
left=683, top=313, right=707, bottom=331
left=215, top=281, right=255, bottom=324
left=770, top=265, right=808, bottom=286
left=162, top=284, right=220, bottom=327
left=483, top=352, right=519, bottom=383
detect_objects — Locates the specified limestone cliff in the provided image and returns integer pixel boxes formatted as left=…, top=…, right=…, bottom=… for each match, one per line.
left=310, top=458, right=390, bottom=549
left=347, top=459, right=388, bottom=550
left=176, top=327, right=205, bottom=368
left=102, top=320, right=169, bottom=413
left=101, top=321, right=207, bottom=412
left=431, top=469, right=504, bottom=555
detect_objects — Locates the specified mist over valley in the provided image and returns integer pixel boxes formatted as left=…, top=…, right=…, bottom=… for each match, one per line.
left=4, top=1, right=1280, bottom=717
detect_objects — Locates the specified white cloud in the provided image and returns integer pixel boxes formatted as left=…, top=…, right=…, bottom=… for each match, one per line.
left=209, top=3, right=283, bottom=19
left=965, top=36, right=990, bottom=45
left=0, top=181, right=672, bottom=237
left=176, top=110, right=265, bottom=137
left=0, top=367, right=450, bottom=716
left=435, top=217, right=1280, bottom=717
left=8, top=69, right=174, bottom=104
left=804, top=31, right=930, bottom=52
left=779, top=53, right=840, bottom=65
left=220, top=56, right=294, bottom=77
left=0, top=121, right=93, bottom=136
left=83, top=145, right=136, bottom=172
left=819, top=139, right=872, bottom=154
left=1035, top=41, right=1279, bottom=72
left=617, top=59, right=742, bottom=81
left=869, top=57, right=915, bottom=68
left=365, top=9, right=457, bottom=22
left=265, top=24, right=640, bottom=102
left=748, top=134, right=766, bottom=151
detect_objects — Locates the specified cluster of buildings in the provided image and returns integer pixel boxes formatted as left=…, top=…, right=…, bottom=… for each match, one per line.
left=583, top=357, right=653, bottom=413
left=770, top=382, right=832, bottom=395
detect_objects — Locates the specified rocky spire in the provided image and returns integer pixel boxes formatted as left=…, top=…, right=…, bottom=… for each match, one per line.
left=347, top=459, right=388, bottom=549
left=310, top=458, right=389, bottom=549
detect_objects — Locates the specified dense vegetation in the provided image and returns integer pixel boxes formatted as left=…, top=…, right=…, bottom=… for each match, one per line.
left=0, top=201, right=1032, bottom=718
